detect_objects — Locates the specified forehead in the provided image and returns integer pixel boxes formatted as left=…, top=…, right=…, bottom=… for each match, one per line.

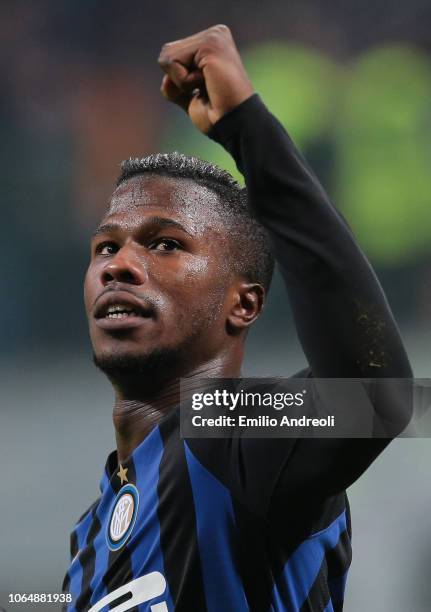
left=105, top=174, right=225, bottom=233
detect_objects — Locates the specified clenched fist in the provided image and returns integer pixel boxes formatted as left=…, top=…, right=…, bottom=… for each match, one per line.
left=158, top=25, right=254, bottom=134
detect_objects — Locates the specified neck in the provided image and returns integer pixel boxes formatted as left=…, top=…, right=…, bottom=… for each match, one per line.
left=112, top=354, right=241, bottom=463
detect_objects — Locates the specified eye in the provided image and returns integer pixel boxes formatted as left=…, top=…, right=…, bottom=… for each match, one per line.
left=150, top=238, right=182, bottom=252
left=95, top=241, right=119, bottom=256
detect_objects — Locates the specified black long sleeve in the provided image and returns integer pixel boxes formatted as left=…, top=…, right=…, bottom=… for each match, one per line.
left=209, top=94, right=411, bottom=380
left=208, top=93, right=412, bottom=502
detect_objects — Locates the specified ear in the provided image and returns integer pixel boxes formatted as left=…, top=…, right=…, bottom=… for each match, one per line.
left=226, top=281, right=266, bottom=336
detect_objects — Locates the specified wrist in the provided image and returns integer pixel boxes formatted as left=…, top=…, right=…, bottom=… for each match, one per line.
left=217, top=84, right=255, bottom=120
left=208, top=93, right=264, bottom=142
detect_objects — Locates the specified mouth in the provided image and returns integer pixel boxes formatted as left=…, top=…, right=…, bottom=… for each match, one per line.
left=93, top=291, right=154, bottom=331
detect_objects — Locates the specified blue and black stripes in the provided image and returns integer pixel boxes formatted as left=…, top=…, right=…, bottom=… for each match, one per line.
left=272, top=510, right=350, bottom=612
left=63, top=418, right=352, bottom=612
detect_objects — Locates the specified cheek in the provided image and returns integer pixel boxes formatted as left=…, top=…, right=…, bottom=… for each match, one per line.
left=155, top=255, right=227, bottom=302
left=179, top=259, right=229, bottom=322
left=150, top=256, right=227, bottom=326
left=152, top=254, right=211, bottom=286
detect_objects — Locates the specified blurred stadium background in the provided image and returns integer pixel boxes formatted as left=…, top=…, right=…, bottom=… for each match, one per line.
left=1, top=1, right=430, bottom=609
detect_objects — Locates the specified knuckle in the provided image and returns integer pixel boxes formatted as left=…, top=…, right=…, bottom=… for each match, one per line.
left=205, top=33, right=222, bottom=49
left=158, top=43, right=172, bottom=62
left=212, top=24, right=232, bottom=39
left=204, top=24, right=232, bottom=49
left=158, top=52, right=170, bottom=66
left=214, top=24, right=230, bottom=34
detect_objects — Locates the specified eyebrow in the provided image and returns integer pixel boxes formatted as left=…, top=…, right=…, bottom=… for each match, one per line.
left=92, top=216, right=194, bottom=239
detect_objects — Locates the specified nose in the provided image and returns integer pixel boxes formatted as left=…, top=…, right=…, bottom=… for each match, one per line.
left=101, top=244, right=148, bottom=286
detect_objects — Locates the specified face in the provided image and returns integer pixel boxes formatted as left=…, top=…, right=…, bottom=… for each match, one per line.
left=84, top=174, right=238, bottom=377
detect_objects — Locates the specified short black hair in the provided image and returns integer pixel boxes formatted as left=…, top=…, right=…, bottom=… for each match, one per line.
left=116, top=152, right=275, bottom=292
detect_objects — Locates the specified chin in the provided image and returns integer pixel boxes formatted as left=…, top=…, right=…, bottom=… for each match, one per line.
left=92, top=345, right=186, bottom=386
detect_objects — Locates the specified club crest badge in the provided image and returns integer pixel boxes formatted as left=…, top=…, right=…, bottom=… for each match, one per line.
left=106, top=483, right=139, bottom=551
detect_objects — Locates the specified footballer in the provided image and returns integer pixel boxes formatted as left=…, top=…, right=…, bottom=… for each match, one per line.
left=62, top=25, right=412, bottom=611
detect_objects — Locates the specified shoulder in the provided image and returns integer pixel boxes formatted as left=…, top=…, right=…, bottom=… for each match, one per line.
left=75, top=497, right=100, bottom=526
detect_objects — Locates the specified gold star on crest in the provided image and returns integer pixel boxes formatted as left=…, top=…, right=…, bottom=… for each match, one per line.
left=117, top=464, right=129, bottom=485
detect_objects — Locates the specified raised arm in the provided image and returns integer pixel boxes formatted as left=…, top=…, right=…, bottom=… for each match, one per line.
left=158, top=24, right=410, bottom=380
left=159, top=25, right=412, bottom=500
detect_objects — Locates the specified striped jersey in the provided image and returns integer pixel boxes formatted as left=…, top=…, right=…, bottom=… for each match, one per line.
left=62, top=408, right=352, bottom=611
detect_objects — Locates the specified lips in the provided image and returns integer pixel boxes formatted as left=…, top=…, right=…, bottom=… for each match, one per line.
left=93, top=290, right=154, bottom=330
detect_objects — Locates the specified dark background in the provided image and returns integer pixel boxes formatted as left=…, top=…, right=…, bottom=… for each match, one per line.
left=1, top=1, right=430, bottom=610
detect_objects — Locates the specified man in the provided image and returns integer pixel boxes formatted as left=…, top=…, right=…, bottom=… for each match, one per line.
left=62, top=25, right=411, bottom=611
